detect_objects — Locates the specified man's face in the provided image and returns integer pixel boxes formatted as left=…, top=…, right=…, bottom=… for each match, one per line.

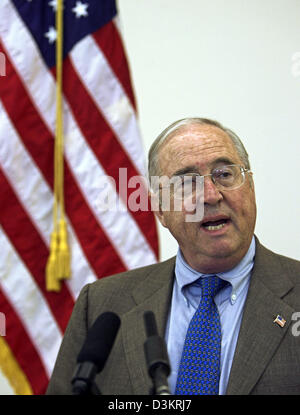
left=155, top=123, right=257, bottom=273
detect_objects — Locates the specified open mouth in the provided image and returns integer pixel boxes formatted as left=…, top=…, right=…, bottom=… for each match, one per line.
left=201, top=218, right=230, bottom=231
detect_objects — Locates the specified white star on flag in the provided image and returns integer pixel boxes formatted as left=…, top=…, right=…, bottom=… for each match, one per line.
left=48, top=0, right=58, bottom=12
left=45, top=26, right=57, bottom=43
left=72, top=1, right=89, bottom=18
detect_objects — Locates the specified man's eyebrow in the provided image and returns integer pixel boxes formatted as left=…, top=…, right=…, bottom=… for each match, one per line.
left=172, top=166, right=199, bottom=176
left=212, top=157, right=235, bottom=167
left=171, top=158, right=235, bottom=177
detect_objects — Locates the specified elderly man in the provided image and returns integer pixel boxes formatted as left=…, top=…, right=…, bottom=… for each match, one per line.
left=47, top=118, right=300, bottom=395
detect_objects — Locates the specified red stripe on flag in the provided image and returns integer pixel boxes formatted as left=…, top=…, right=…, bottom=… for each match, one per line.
left=0, top=41, right=127, bottom=279
left=0, top=167, right=74, bottom=332
left=0, top=289, right=49, bottom=394
left=93, top=21, right=137, bottom=111
left=61, top=57, right=159, bottom=258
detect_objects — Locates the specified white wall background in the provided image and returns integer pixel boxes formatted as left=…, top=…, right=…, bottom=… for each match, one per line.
left=118, top=0, right=300, bottom=263
left=1, top=0, right=299, bottom=394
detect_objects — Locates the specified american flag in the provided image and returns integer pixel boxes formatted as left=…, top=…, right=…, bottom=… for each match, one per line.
left=273, top=315, right=286, bottom=328
left=0, top=0, right=159, bottom=394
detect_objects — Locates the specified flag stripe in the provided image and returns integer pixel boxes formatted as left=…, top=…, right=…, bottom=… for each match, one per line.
left=0, top=0, right=159, bottom=394
left=0, top=229, right=63, bottom=376
left=0, top=102, right=54, bottom=247
left=0, top=100, right=97, bottom=300
left=0, top=7, right=158, bottom=268
left=0, top=1, right=158, bottom=260
left=94, top=18, right=137, bottom=111
left=0, top=288, right=48, bottom=394
left=62, top=57, right=158, bottom=263
left=0, top=43, right=128, bottom=278
left=70, top=33, right=145, bottom=175
left=0, top=1, right=57, bottom=137
left=0, top=168, right=74, bottom=332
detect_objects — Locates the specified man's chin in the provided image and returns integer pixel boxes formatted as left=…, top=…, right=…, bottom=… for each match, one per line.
left=202, top=237, right=238, bottom=257
left=199, top=239, right=251, bottom=271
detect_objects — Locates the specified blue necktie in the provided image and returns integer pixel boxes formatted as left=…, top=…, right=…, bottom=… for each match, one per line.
left=175, top=275, right=226, bottom=395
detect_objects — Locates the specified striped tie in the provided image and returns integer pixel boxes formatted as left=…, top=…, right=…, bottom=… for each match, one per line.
left=175, top=275, right=226, bottom=395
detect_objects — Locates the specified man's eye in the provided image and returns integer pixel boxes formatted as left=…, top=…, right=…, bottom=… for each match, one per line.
left=219, top=171, right=232, bottom=178
left=214, top=169, right=233, bottom=179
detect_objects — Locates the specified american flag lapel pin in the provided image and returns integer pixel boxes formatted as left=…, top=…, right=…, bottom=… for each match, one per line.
left=273, top=315, right=286, bottom=328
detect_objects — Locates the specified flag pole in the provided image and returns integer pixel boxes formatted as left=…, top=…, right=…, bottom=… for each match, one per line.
left=46, top=0, right=70, bottom=291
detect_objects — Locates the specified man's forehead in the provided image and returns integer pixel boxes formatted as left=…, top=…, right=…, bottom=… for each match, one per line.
left=158, top=123, right=238, bottom=165
left=162, top=123, right=231, bottom=147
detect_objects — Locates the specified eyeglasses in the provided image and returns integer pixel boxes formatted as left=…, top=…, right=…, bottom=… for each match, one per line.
left=167, top=164, right=252, bottom=200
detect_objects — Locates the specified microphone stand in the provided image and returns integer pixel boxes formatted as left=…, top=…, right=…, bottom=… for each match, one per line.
left=71, top=362, right=101, bottom=395
left=150, top=363, right=171, bottom=396
left=143, top=311, right=171, bottom=396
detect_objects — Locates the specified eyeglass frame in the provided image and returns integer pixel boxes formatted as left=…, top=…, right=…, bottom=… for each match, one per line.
left=157, top=164, right=253, bottom=200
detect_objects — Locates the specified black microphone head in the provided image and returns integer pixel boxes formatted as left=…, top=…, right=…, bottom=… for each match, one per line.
left=77, top=311, right=120, bottom=373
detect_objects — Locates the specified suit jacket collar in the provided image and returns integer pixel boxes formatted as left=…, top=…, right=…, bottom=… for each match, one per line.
left=226, top=240, right=295, bottom=394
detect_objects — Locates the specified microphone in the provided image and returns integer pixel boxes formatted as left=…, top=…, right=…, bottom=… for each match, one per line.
left=143, top=311, right=171, bottom=395
left=71, top=311, right=121, bottom=395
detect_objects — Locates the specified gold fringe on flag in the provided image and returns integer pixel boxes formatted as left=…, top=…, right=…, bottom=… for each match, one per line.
left=0, top=337, right=33, bottom=395
left=46, top=0, right=71, bottom=292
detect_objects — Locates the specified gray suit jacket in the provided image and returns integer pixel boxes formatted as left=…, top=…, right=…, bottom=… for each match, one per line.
left=47, top=240, right=300, bottom=395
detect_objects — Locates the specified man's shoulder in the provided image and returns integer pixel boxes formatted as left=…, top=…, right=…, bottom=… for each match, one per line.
left=105, top=256, right=175, bottom=281
left=77, top=256, right=176, bottom=319
left=269, top=248, right=300, bottom=279
left=258, top=242, right=300, bottom=264
left=85, top=256, right=176, bottom=295
left=256, top=241, right=300, bottom=281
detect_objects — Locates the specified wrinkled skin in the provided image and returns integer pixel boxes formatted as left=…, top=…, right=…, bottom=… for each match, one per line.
left=155, top=123, right=257, bottom=274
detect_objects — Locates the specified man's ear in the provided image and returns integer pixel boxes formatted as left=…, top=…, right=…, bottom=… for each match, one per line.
left=149, top=190, right=168, bottom=228
left=248, top=172, right=255, bottom=190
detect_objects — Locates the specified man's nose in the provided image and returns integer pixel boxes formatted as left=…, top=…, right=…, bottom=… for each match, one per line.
left=203, top=176, right=223, bottom=205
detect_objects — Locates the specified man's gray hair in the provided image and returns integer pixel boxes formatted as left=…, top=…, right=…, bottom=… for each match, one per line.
left=148, top=117, right=250, bottom=180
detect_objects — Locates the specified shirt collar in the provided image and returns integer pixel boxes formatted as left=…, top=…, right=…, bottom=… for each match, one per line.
left=175, top=236, right=256, bottom=302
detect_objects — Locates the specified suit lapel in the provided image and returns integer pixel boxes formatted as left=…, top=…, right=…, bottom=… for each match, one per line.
left=226, top=242, right=295, bottom=395
left=117, top=242, right=296, bottom=395
left=121, top=258, right=175, bottom=394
